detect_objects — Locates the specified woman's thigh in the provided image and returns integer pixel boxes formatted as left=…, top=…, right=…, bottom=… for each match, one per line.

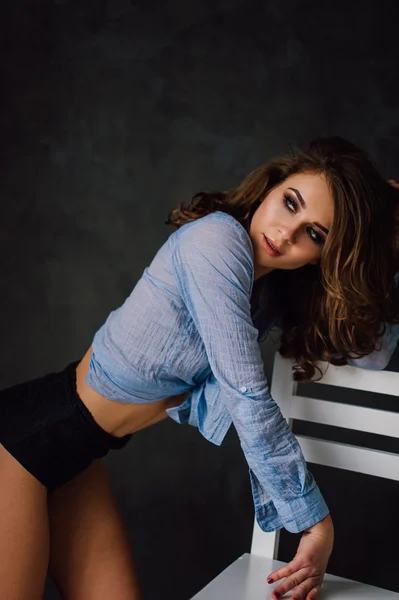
left=0, top=444, right=49, bottom=600
left=48, top=459, right=142, bottom=600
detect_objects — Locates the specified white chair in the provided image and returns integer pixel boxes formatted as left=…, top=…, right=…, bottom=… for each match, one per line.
left=192, top=353, right=399, bottom=599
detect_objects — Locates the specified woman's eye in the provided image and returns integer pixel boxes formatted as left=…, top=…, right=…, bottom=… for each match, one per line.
left=283, top=194, right=297, bottom=213
left=307, top=226, right=324, bottom=245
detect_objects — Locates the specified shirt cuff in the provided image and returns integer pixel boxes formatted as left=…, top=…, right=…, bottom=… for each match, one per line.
left=272, top=483, right=330, bottom=533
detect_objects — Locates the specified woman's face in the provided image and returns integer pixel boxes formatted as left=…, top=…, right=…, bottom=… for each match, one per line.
left=250, top=172, right=334, bottom=279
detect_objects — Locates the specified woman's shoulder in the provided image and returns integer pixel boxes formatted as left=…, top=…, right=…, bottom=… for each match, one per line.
left=169, top=211, right=254, bottom=284
left=173, top=211, right=252, bottom=250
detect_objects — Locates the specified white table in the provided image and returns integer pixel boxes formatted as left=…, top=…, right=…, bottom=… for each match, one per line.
left=191, top=554, right=399, bottom=599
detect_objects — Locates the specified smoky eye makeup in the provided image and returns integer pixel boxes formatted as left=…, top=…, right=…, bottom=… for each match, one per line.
left=283, top=192, right=328, bottom=245
left=307, top=226, right=325, bottom=245
left=283, top=193, right=298, bottom=212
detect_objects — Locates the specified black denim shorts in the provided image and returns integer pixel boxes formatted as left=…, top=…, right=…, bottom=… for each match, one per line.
left=0, top=361, right=131, bottom=491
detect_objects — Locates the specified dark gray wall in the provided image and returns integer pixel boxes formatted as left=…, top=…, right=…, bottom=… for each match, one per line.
left=1, top=1, right=399, bottom=598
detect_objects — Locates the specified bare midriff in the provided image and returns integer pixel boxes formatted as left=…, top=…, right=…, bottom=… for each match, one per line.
left=75, top=348, right=189, bottom=438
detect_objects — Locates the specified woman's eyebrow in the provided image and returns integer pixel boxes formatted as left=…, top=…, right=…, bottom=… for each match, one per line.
left=289, top=187, right=329, bottom=235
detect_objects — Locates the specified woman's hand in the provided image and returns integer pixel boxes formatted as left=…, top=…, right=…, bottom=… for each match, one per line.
left=388, top=179, right=399, bottom=191
left=266, top=514, right=334, bottom=600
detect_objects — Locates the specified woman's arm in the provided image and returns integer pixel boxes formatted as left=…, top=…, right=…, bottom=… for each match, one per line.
left=352, top=179, right=399, bottom=369
left=171, top=212, right=333, bottom=600
left=349, top=268, right=399, bottom=370
left=347, top=322, right=399, bottom=370
left=171, top=212, right=328, bottom=533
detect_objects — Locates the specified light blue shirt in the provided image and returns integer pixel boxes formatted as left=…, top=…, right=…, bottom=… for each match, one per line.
left=87, top=211, right=399, bottom=533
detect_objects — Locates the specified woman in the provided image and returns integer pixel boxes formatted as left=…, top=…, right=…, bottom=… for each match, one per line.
left=1, top=137, right=398, bottom=600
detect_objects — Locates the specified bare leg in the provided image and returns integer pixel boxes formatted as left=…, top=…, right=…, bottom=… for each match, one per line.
left=48, top=459, right=142, bottom=600
left=0, top=444, right=49, bottom=600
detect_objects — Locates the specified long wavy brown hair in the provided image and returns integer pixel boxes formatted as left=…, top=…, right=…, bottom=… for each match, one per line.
left=167, top=137, right=399, bottom=381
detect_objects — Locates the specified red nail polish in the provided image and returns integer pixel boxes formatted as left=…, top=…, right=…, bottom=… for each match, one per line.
left=274, top=593, right=280, bottom=599
left=267, top=578, right=273, bottom=584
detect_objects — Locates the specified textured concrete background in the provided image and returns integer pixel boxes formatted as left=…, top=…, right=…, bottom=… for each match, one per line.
left=1, top=0, right=399, bottom=598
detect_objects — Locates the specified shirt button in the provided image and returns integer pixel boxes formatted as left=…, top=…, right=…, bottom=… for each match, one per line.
left=240, top=386, right=247, bottom=393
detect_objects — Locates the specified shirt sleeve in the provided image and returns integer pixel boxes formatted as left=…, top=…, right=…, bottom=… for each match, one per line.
left=348, top=272, right=399, bottom=370
left=347, top=322, right=399, bottom=370
left=171, top=213, right=329, bottom=533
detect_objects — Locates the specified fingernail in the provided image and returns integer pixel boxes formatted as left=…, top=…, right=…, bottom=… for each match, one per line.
left=267, top=578, right=273, bottom=584
left=273, top=594, right=280, bottom=599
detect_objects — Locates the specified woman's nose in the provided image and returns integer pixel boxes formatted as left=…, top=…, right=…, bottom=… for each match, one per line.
left=278, top=224, right=296, bottom=244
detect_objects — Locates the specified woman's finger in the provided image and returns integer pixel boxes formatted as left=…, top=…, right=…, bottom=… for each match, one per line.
left=291, top=581, right=322, bottom=600
left=306, top=584, right=322, bottom=600
left=272, top=574, right=320, bottom=600
left=270, top=569, right=314, bottom=599
left=267, top=557, right=304, bottom=584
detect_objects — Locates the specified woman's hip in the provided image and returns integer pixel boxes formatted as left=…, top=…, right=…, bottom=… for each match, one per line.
left=0, top=361, right=131, bottom=491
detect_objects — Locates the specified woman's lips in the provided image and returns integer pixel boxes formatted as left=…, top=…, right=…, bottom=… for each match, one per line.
left=262, top=235, right=281, bottom=257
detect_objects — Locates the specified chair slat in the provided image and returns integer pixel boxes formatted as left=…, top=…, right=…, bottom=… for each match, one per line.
left=312, top=361, right=399, bottom=396
left=298, top=436, right=399, bottom=481
left=291, top=396, right=399, bottom=438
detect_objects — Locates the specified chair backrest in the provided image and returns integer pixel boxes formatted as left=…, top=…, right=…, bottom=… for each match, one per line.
left=251, top=352, right=399, bottom=559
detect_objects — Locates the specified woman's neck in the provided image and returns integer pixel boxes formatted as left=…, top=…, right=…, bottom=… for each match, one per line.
left=254, top=265, right=274, bottom=280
